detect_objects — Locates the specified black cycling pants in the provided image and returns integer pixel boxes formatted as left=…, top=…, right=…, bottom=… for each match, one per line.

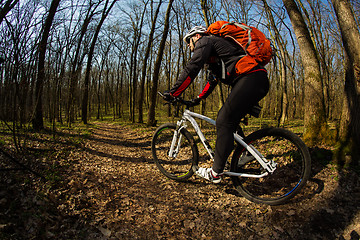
left=212, top=70, right=269, bottom=174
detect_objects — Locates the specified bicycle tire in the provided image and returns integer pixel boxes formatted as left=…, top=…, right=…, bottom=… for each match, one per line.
left=152, top=123, right=199, bottom=181
left=230, top=127, right=311, bottom=205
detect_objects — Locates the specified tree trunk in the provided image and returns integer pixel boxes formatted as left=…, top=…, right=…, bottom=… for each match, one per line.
left=0, top=0, right=19, bottom=25
left=68, top=2, right=99, bottom=127
left=331, top=0, right=360, bottom=163
left=147, top=0, right=174, bottom=126
left=128, top=3, right=147, bottom=123
left=200, top=0, right=210, bottom=27
left=32, top=0, right=61, bottom=130
left=262, top=0, right=289, bottom=126
left=138, top=0, right=162, bottom=123
left=199, top=0, right=211, bottom=117
left=279, top=53, right=288, bottom=126
left=81, top=0, right=117, bottom=124
left=282, top=0, right=327, bottom=145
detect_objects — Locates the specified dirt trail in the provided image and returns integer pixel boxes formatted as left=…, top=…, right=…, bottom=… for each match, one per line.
left=1, top=122, right=359, bottom=239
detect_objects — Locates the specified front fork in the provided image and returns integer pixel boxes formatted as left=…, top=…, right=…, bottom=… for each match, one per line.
left=167, top=122, right=186, bottom=158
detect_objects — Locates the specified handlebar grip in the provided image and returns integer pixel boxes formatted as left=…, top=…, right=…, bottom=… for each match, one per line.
left=157, top=92, right=193, bottom=108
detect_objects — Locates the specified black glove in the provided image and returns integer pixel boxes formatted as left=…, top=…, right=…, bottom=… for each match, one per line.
left=162, top=90, right=174, bottom=102
left=188, top=97, right=201, bottom=107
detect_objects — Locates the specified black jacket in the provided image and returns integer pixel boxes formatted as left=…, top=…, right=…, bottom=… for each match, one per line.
left=170, top=35, right=246, bottom=98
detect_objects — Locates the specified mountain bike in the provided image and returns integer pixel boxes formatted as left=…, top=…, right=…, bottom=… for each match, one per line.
left=151, top=94, right=311, bottom=205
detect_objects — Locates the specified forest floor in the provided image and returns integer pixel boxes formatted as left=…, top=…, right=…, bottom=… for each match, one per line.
left=0, top=122, right=359, bottom=239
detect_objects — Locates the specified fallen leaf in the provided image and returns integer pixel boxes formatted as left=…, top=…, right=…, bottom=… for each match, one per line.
left=287, top=210, right=296, bottom=216
left=98, top=226, right=111, bottom=237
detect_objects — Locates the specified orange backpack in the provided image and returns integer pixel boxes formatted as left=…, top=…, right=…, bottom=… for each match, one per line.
left=206, top=21, right=273, bottom=75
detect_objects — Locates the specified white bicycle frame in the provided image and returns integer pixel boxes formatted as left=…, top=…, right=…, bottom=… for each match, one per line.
left=168, top=109, right=277, bottom=178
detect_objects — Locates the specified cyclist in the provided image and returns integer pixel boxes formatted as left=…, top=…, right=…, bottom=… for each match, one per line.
left=162, top=25, right=269, bottom=183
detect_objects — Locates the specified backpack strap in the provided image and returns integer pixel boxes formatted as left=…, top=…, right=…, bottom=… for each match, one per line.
left=221, top=60, right=226, bottom=80
left=221, top=22, right=252, bottom=51
left=225, top=35, right=246, bottom=51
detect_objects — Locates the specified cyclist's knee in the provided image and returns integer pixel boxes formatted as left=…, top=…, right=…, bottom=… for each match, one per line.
left=216, top=111, right=243, bottom=132
left=216, top=117, right=237, bottom=134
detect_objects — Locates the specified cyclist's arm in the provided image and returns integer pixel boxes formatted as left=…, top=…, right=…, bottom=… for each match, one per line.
left=198, top=72, right=218, bottom=99
left=169, top=37, right=212, bottom=97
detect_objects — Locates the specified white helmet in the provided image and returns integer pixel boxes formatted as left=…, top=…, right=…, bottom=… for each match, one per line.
left=183, top=26, right=207, bottom=44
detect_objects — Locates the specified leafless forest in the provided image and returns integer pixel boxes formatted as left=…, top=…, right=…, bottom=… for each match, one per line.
left=1, top=0, right=360, bottom=154
left=0, top=0, right=360, bottom=239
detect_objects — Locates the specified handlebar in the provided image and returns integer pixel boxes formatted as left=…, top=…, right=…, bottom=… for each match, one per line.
left=158, top=92, right=193, bottom=109
left=158, top=92, right=262, bottom=118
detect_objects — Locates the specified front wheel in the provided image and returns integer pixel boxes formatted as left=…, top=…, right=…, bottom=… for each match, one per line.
left=152, top=123, right=199, bottom=181
left=230, top=127, right=311, bottom=205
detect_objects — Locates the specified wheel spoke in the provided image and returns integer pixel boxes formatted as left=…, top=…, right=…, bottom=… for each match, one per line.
left=152, top=124, right=198, bottom=181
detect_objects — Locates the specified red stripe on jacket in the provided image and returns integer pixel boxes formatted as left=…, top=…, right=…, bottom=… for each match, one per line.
left=247, top=68, right=267, bottom=75
left=172, top=76, right=192, bottom=97
left=198, top=82, right=211, bottom=99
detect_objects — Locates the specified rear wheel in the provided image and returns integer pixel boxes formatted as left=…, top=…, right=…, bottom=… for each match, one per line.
left=152, top=123, right=198, bottom=181
left=230, top=127, right=311, bottom=205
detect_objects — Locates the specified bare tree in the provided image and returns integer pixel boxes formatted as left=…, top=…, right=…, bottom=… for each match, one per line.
left=0, top=0, right=19, bottom=24
left=282, top=0, right=327, bottom=145
left=81, top=0, right=117, bottom=124
left=128, top=0, right=148, bottom=123
left=331, top=0, right=360, bottom=162
left=261, top=0, right=290, bottom=126
left=200, top=0, right=211, bottom=26
left=32, top=0, right=61, bottom=130
left=147, top=0, right=174, bottom=126
left=67, top=0, right=102, bottom=127
left=138, top=0, right=162, bottom=123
